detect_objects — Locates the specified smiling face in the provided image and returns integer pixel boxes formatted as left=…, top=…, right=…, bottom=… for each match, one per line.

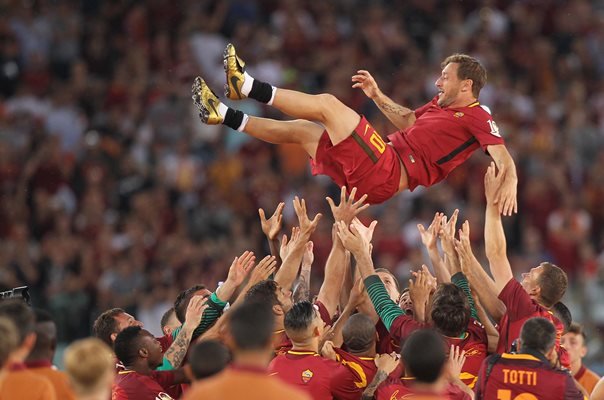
left=435, top=63, right=467, bottom=108
left=140, top=330, right=164, bottom=369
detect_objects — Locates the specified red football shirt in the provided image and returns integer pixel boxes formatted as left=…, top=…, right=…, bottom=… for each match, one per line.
left=496, top=278, right=568, bottom=367
left=388, top=96, right=504, bottom=189
left=376, top=377, right=472, bottom=400
left=444, top=318, right=488, bottom=389
left=269, top=350, right=348, bottom=400
left=387, top=314, right=426, bottom=349
left=112, top=370, right=176, bottom=400
left=376, top=320, right=402, bottom=355
left=474, top=352, right=583, bottom=400
left=331, top=348, right=377, bottom=399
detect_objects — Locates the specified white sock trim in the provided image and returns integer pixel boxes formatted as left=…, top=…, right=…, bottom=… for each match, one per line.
left=218, top=102, right=229, bottom=119
left=267, top=86, right=277, bottom=106
left=237, top=114, right=249, bottom=132
left=241, top=71, right=254, bottom=97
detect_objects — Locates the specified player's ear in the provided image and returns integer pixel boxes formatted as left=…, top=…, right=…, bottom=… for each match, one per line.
left=273, top=304, right=284, bottom=316
left=139, top=347, right=149, bottom=358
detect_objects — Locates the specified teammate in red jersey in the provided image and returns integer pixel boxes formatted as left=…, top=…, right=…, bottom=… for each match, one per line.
left=269, top=301, right=360, bottom=400
left=474, top=317, right=583, bottom=400
left=481, top=164, right=569, bottom=365
left=111, top=327, right=189, bottom=400
left=192, top=44, right=517, bottom=212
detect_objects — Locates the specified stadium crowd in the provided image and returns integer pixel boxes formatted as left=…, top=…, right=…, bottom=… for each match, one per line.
left=1, top=0, right=604, bottom=399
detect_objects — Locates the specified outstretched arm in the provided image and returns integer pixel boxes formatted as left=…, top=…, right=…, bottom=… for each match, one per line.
left=318, top=187, right=369, bottom=318
left=486, top=144, right=518, bottom=216
left=274, top=197, right=322, bottom=291
left=258, top=202, right=285, bottom=265
left=418, top=212, right=449, bottom=283
left=484, top=163, right=514, bottom=295
left=352, top=70, right=416, bottom=131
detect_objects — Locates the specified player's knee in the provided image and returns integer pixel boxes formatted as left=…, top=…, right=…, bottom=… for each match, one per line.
left=315, top=93, right=343, bottom=119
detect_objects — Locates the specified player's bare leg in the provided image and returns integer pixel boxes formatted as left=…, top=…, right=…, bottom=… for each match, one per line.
left=223, top=43, right=359, bottom=146
left=192, top=77, right=322, bottom=158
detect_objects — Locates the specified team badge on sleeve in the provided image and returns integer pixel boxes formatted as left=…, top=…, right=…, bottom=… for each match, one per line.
left=301, top=369, right=314, bottom=383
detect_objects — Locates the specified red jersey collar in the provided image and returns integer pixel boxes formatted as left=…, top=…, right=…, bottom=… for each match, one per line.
left=574, top=365, right=586, bottom=380
left=8, top=362, right=26, bottom=372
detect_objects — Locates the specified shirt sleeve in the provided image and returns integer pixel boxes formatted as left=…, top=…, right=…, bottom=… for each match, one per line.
left=330, top=364, right=361, bottom=400
left=414, top=97, right=437, bottom=119
left=467, top=106, right=505, bottom=151
left=363, top=275, right=404, bottom=331
left=497, top=278, right=540, bottom=322
left=451, top=272, right=478, bottom=321
left=192, top=292, right=227, bottom=340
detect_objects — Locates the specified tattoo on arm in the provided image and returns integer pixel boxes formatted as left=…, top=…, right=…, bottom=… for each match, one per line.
left=362, top=370, right=388, bottom=400
left=294, top=273, right=310, bottom=302
left=164, top=329, right=191, bottom=368
left=378, top=101, right=412, bottom=117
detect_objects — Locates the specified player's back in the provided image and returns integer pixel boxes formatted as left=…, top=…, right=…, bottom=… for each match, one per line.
left=445, top=318, right=488, bottom=389
left=475, top=353, right=583, bottom=400
left=269, top=350, right=345, bottom=400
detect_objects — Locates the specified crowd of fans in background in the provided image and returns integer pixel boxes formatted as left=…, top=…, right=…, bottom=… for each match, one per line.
left=1, top=0, right=604, bottom=371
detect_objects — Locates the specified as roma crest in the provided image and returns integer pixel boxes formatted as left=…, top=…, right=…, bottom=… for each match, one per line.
left=454, top=112, right=464, bottom=118
left=301, top=369, right=314, bottom=383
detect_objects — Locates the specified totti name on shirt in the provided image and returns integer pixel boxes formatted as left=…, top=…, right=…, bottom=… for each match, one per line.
left=502, top=369, right=537, bottom=386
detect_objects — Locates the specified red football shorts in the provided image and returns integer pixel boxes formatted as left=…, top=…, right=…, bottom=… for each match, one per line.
left=310, top=116, right=401, bottom=205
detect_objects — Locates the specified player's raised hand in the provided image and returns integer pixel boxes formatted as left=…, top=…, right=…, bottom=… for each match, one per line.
left=258, top=202, right=284, bottom=241
left=226, top=251, right=256, bottom=287
left=352, top=70, right=381, bottom=100
left=320, top=340, right=337, bottom=361
left=454, top=221, right=480, bottom=275
left=447, top=345, right=467, bottom=380
left=279, top=227, right=300, bottom=261
left=248, top=255, right=277, bottom=287
left=438, top=209, right=459, bottom=256
left=409, top=267, right=432, bottom=307
left=496, top=169, right=518, bottom=217
left=184, top=295, right=209, bottom=328
left=484, top=162, right=505, bottom=206
left=374, top=352, right=400, bottom=374
left=351, top=217, right=378, bottom=244
left=418, top=212, right=444, bottom=250
left=293, top=196, right=322, bottom=237
left=326, top=186, right=370, bottom=224
left=335, top=220, right=370, bottom=258
left=301, top=241, right=314, bottom=270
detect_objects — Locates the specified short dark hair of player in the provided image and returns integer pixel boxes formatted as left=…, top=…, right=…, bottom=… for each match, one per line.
left=174, top=284, right=207, bottom=323
left=189, top=340, right=231, bottom=380
left=375, top=268, right=400, bottom=292
left=29, top=308, right=57, bottom=360
left=430, top=283, right=470, bottom=337
left=442, top=54, right=486, bottom=98
left=567, top=322, right=587, bottom=343
left=537, top=262, right=568, bottom=308
left=245, top=280, right=280, bottom=306
left=160, top=307, right=176, bottom=331
left=552, top=301, right=572, bottom=334
left=284, top=301, right=315, bottom=335
left=0, top=299, right=35, bottom=345
left=402, top=329, right=447, bottom=383
left=114, top=326, right=144, bottom=366
left=93, top=308, right=125, bottom=346
left=229, top=301, right=274, bottom=350
left=520, top=317, right=556, bottom=355
left=0, top=316, right=18, bottom=367
left=343, top=313, right=376, bottom=353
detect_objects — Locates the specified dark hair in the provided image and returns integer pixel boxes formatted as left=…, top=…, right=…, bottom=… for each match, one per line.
left=28, top=308, right=57, bottom=360
left=567, top=322, right=586, bottom=344
left=402, top=329, right=446, bottom=383
left=537, top=262, right=568, bottom=308
left=520, top=317, right=556, bottom=355
left=189, top=340, right=231, bottom=379
left=552, top=302, right=572, bottom=334
left=160, top=307, right=176, bottom=331
left=430, top=283, right=470, bottom=337
left=375, top=268, right=400, bottom=292
left=343, top=313, right=376, bottom=353
left=114, top=326, right=143, bottom=366
left=0, top=299, right=35, bottom=345
left=93, top=308, right=125, bottom=346
left=229, top=301, right=274, bottom=350
left=245, top=280, right=280, bottom=306
left=284, top=301, right=315, bottom=334
left=174, top=284, right=207, bottom=323
left=441, top=54, right=487, bottom=98
left=0, top=317, right=18, bottom=367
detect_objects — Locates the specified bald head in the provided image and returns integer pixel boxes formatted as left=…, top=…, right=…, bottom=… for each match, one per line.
left=343, top=313, right=376, bottom=353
